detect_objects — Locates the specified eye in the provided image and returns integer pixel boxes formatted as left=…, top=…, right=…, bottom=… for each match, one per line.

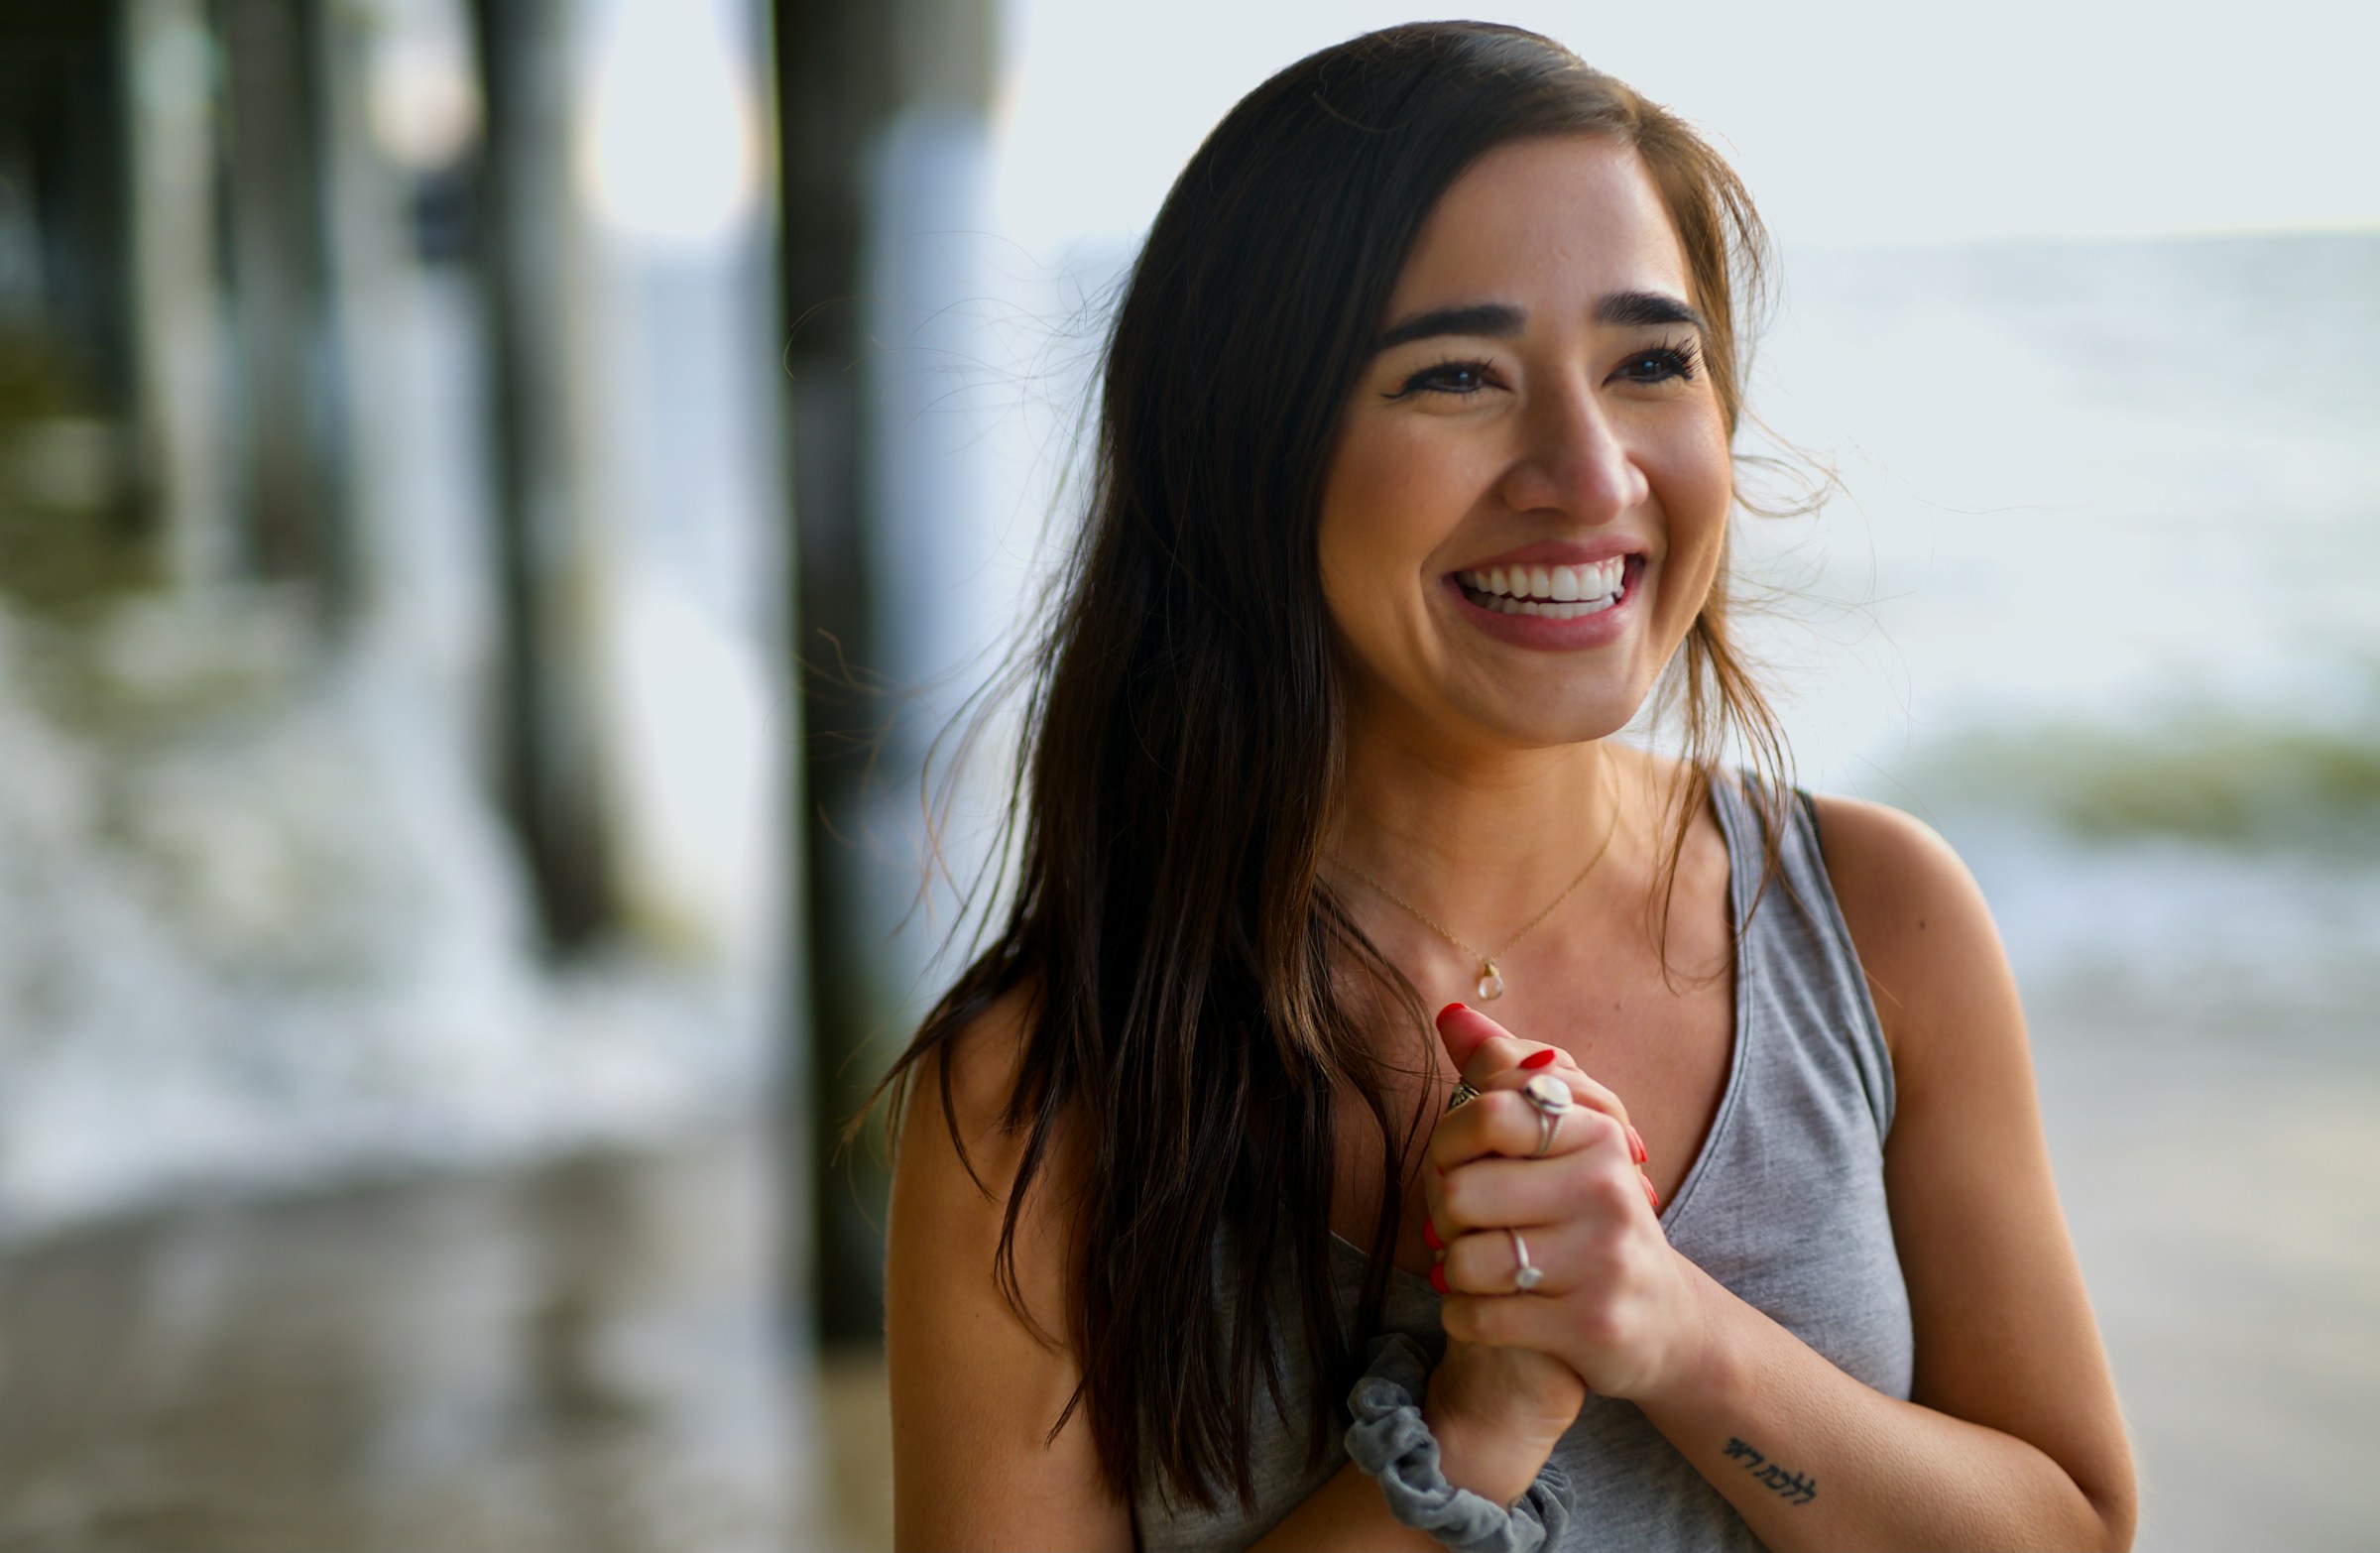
left=1613, top=338, right=1702, bottom=386
left=1386, top=358, right=1496, bottom=400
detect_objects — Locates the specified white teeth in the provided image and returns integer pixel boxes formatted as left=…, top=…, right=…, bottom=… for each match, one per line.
left=1456, top=558, right=1631, bottom=605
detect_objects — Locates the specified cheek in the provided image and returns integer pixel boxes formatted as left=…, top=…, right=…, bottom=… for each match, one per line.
left=1323, top=422, right=1459, bottom=552
left=1652, top=418, right=1733, bottom=612
left=1317, top=422, right=1468, bottom=631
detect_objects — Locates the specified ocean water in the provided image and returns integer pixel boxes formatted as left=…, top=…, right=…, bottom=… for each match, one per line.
left=1717, top=231, right=2380, bottom=1020
left=1733, top=230, right=2378, bottom=788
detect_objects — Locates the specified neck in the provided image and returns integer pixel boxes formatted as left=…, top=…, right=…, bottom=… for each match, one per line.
left=1328, top=715, right=1635, bottom=956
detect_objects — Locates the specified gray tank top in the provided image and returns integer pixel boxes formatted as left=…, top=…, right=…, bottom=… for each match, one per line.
left=1134, top=775, right=1913, bottom=1551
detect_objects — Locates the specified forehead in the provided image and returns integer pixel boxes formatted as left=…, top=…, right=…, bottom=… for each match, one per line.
left=1387, top=136, right=1690, bottom=317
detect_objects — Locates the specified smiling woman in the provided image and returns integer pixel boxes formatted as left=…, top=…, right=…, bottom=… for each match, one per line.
left=873, top=22, right=2134, bottom=1553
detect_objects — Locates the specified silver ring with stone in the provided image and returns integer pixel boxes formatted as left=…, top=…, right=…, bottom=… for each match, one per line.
left=1508, top=1228, right=1542, bottom=1292
left=1521, top=1072, right=1573, bottom=1159
left=1446, top=1080, right=1481, bottom=1112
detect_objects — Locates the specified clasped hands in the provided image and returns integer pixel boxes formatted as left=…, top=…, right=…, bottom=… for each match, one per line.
left=1421, top=1002, right=1707, bottom=1467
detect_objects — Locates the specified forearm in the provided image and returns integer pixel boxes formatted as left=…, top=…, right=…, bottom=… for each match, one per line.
left=1247, top=1396, right=1551, bottom=1552
left=1246, top=1460, right=1441, bottom=1553
left=1641, top=1260, right=2129, bottom=1553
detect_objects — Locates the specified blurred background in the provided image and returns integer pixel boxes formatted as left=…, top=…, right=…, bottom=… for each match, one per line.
left=0, top=0, right=2369, bottom=1548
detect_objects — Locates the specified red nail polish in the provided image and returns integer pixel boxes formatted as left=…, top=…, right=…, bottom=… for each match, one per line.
left=1627, top=1125, right=1648, bottom=1165
left=1519, top=1048, right=1557, bottom=1070
left=1642, top=1173, right=1662, bottom=1212
left=1429, top=1262, right=1449, bottom=1295
left=1423, top=1219, right=1442, bottom=1251
left=1437, top=1002, right=1468, bottom=1021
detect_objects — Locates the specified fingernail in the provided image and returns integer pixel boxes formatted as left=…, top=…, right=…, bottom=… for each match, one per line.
left=1519, top=1048, right=1557, bottom=1070
left=1627, top=1125, right=1648, bottom=1165
left=1429, top=1262, right=1449, bottom=1295
left=1642, top=1173, right=1662, bottom=1212
left=1436, top=1002, right=1468, bottom=1021
left=1423, top=1218, right=1442, bottom=1251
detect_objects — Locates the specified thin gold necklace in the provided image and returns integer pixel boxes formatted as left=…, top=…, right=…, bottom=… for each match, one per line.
left=1341, top=784, right=1620, bottom=1002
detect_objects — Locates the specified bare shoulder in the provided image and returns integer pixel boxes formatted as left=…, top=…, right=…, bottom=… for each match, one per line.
left=889, top=978, right=1073, bottom=1328
left=896, top=981, right=1037, bottom=1182
left=1804, top=793, right=2016, bottom=1069
left=886, top=980, right=1129, bottom=1548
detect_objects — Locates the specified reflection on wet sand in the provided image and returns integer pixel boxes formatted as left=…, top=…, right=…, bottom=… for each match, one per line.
left=0, top=1124, right=834, bottom=1553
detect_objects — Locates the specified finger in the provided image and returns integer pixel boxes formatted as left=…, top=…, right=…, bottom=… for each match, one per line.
left=1469, top=1063, right=1633, bottom=1146
left=1439, top=1290, right=1557, bottom=1352
left=1435, top=1003, right=1566, bottom=1094
left=1434, top=1135, right=1641, bottom=1237
left=1432, top=1060, right=1634, bottom=1171
left=1440, top=1220, right=1580, bottom=1298
left=1430, top=1085, right=1608, bottom=1172
left=1433, top=1001, right=1508, bottom=1077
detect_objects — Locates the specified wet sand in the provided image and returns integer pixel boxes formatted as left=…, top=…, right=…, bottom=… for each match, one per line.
left=2029, top=976, right=2380, bottom=1553
left=0, top=1125, right=825, bottom=1553
left=2, top=982, right=2370, bottom=1552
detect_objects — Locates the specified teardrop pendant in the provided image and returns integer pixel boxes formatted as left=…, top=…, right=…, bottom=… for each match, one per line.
left=1476, top=960, right=1505, bottom=1001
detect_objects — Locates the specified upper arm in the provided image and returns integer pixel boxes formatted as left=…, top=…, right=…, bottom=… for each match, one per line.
left=1810, top=794, right=2135, bottom=1534
left=885, top=990, right=1134, bottom=1551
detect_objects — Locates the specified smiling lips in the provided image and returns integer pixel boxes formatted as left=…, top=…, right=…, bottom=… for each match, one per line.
left=1455, top=558, right=1628, bottom=620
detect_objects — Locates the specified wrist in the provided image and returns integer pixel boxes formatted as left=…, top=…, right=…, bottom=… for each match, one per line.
left=1424, top=1376, right=1555, bottom=1507
left=1348, top=1336, right=1576, bottom=1553
left=1635, top=1254, right=1746, bottom=1416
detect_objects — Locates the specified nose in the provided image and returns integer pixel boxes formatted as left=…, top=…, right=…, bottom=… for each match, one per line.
left=1494, top=376, right=1649, bottom=524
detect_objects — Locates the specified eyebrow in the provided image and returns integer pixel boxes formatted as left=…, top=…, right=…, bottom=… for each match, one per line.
left=1597, top=290, right=1707, bottom=332
left=1371, top=290, right=1706, bottom=353
left=1374, top=302, right=1525, bottom=352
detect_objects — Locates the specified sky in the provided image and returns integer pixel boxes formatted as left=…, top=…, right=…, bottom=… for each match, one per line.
left=991, top=0, right=2380, bottom=255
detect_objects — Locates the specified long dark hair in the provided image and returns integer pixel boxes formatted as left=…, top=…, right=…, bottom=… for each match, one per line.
left=877, top=22, right=1790, bottom=1510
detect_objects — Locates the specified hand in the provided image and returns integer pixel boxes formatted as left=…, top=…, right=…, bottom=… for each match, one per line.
left=1425, top=1003, right=1705, bottom=1405
left=1414, top=1006, right=1585, bottom=1498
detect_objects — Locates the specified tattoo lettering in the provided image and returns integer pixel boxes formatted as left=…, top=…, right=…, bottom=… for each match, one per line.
left=1723, top=1436, right=1818, bottom=1506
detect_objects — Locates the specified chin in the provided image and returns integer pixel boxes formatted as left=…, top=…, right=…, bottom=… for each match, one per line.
left=1463, top=687, right=1648, bottom=750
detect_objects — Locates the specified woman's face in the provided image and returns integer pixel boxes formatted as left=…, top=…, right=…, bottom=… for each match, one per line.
left=1317, top=135, right=1733, bottom=753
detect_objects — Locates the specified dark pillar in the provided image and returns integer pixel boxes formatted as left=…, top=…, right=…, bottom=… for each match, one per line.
left=773, top=0, right=995, bottom=1351
left=0, top=0, right=152, bottom=605
left=214, top=0, right=355, bottom=618
left=470, top=0, right=619, bottom=956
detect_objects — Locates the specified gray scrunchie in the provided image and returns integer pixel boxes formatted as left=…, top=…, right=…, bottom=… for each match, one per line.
left=1344, top=1333, right=1574, bottom=1553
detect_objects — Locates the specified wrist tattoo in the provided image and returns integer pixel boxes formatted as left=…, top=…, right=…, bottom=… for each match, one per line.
left=1722, top=1436, right=1818, bottom=1506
